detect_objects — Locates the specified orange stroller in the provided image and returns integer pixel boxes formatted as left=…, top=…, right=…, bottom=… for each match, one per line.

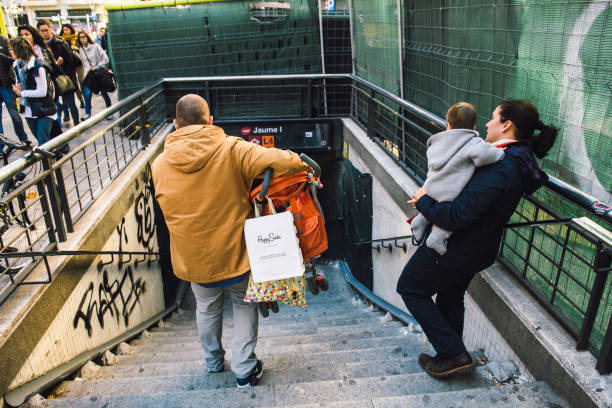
left=249, top=154, right=329, bottom=317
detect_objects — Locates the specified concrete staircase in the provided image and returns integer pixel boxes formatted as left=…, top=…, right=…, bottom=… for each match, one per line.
left=39, top=262, right=567, bottom=407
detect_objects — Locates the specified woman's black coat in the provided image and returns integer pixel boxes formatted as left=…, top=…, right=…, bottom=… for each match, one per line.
left=414, top=141, right=547, bottom=273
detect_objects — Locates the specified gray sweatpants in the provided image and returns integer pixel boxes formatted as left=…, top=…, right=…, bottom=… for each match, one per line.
left=191, top=277, right=258, bottom=377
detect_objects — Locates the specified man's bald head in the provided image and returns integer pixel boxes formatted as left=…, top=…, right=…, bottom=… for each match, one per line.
left=175, top=94, right=211, bottom=129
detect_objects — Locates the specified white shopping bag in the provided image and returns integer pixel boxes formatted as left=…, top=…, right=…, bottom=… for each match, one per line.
left=244, top=197, right=305, bottom=283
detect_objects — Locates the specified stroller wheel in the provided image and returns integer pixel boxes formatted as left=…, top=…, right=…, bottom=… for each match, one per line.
left=307, top=276, right=320, bottom=295
left=316, top=274, right=329, bottom=291
left=258, top=302, right=270, bottom=318
left=270, top=301, right=279, bottom=313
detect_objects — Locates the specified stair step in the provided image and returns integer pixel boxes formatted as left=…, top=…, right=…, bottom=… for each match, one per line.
left=47, top=370, right=493, bottom=406
left=164, top=308, right=386, bottom=327
left=57, top=358, right=428, bottom=397
left=111, top=345, right=424, bottom=367
left=132, top=325, right=410, bottom=350
left=370, top=381, right=567, bottom=408
left=129, top=335, right=426, bottom=357
left=147, top=320, right=404, bottom=340
left=166, top=300, right=369, bottom=322
left=155, top=314, right=391, bottom=333
left=96, top=355, right=424, bottom=380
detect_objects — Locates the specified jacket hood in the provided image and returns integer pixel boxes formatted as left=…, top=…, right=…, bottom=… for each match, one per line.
left=426, top=129, right=479, bottom=170
left=163, top=125, right=226, bottom=174
left=504, top=141, right=548, bottom=195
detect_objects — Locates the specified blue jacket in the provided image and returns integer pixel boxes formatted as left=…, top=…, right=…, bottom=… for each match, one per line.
left=415, top=141, right=547, bottom=272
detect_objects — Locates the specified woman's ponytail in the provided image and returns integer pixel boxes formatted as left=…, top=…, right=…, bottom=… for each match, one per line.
left=499, top=100, right=558, bottom=159
left=533, top=123, right=558, bottom=159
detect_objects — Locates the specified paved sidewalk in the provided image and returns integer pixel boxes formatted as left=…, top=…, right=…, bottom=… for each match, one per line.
left=1, top=90, right=119, bottom=161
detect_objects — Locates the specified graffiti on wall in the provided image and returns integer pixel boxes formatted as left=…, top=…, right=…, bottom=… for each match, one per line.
left=73, top=175, right=157, bottom=337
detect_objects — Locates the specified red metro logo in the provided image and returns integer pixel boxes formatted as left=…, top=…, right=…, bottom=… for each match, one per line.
left=241, top=127, right=251, bottom=136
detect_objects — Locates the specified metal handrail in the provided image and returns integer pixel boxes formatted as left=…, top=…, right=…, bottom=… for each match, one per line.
left=0, top=79, right=164, bottom=183
left=338, top=260, right=418, bottom=326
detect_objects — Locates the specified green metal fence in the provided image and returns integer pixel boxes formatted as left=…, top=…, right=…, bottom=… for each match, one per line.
left=107, top=0, right=323, bottom=98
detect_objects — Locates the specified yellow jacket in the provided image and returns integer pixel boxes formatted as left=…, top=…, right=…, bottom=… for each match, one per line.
left=152, top=124, right=311, bottom=283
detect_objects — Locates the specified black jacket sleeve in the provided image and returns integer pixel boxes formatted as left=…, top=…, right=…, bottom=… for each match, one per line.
left=415, top=163, right=508, bottom=231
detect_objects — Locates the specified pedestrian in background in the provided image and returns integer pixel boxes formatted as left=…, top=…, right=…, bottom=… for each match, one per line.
left=11, top=37, right=56, bottom=146
left=61, top=23, right=85, bottom=108
left=77, top=30, right=111, bottom=120
left=37, top=19, right=79, bottom=128
left=0, top=35, right=28, bottom=144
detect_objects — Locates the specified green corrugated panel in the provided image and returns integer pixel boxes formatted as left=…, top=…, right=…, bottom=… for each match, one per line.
left=351, top=0, right=400, bottom=95
left=107, top=0, right=322, bottom=99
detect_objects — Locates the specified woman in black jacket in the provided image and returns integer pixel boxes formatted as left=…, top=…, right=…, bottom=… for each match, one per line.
left=397, top=100, right=558, bottom=378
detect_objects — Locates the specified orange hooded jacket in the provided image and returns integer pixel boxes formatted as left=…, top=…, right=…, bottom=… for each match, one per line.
left=152, top=124, right=311, bottom=283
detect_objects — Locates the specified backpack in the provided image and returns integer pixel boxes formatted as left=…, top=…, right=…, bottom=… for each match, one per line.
left=249, top=171, right=328, bottom=260
left=24, top=61, right=56, bottom=117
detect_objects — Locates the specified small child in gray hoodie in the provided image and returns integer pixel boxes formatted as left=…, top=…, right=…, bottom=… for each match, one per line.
left=411, top=102, right=504, bottom=255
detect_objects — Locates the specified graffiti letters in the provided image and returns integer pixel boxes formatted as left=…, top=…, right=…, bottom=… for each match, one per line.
left=135, top=184, right=155, bottom=251
left=73, top=174, right=157, bottom=337
left=73, top=267, right=146, bottom=337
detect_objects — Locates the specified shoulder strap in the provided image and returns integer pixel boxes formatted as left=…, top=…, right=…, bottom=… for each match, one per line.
left=82, top=45, right=93, bottom=67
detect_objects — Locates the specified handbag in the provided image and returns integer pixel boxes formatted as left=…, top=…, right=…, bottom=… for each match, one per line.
left=94, top=67, right=116, bottom=93
left=244, top=274, right=306, bottom=307
left=55, top=74, right=75, bottom=95
left=29, top=96, right=57, bottom=117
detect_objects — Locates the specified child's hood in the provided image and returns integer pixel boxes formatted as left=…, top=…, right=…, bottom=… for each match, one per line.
left=426, top=128, right=480, bottom=170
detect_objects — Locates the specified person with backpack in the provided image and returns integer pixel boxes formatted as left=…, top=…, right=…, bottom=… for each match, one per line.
left=17, top=25, right=62, bottom=132
left=11, top=37, right=56, bottom=146
left=0, top=35, right=29, bottom=145
left=152, top=94, right=311, bottom=387
left=37, top=19, right=79, bottom=127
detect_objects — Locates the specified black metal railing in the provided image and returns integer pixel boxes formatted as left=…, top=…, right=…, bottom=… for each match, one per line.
left=1, top=73, right=610, bottom=373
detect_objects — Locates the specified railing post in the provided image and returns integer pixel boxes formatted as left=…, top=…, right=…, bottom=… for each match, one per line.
left=139, top=96, right=150, bottom=146
left=597, top=305, right=612, bottom=374
left=577, top=241, right=610, bottom=350
left=366, top=90, right=376, bottom=139
left=307, top=79, right=313, bottom=118
left=41, top=158, right=66, bottom=242
left=36, top=179, right=57, bottom=245
left=51, top=166, right=73, bottom=233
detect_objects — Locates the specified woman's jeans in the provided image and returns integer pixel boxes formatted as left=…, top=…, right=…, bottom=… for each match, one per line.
left=84, top=86, right=111, bottom=116
left=25, top=117, right=54, bottom=146
left=0, top=86, right=28, bottom=142
left=396, top=245, right=476, bottom=359
left=58, top=91, right=79, bottom=126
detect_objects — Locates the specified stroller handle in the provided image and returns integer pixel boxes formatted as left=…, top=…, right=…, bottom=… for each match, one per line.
left=257, top=168, right=274, bottom=202
left=256, top=154, right=321, bottom=202
left=299, top=153, right=321, bottom=177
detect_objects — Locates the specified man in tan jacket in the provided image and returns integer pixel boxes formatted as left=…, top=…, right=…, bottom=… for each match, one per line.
left=152, top=94, right=311, bottom=387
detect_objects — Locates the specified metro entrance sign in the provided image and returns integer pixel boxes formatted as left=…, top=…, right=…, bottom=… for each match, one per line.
left=325, top=0, right=335, bottom=12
